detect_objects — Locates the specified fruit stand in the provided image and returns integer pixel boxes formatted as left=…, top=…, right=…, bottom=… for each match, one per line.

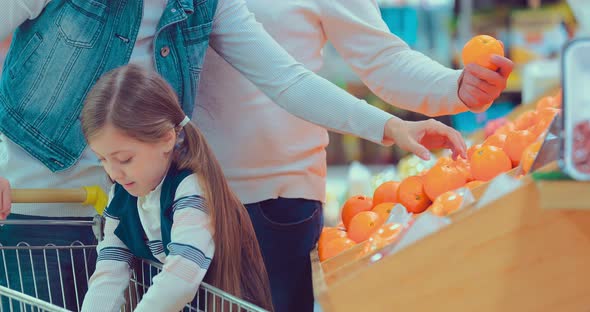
left=312, top=169, right=590, bottom=311
left=311, top=83, right=590, bottom=311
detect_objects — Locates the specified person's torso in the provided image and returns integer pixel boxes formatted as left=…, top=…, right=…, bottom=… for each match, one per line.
left=107, top=168, right=194, bottom=262
left=0, top=0, right=217, bottom=172
left=194, top=0, right=328, bottom=204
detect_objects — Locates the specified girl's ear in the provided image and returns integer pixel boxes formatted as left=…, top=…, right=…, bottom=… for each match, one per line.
left=162, top=128, right=177, bottom=154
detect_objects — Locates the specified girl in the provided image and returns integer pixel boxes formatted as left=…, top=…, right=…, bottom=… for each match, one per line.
left=80, top=64, right=273, bottom=311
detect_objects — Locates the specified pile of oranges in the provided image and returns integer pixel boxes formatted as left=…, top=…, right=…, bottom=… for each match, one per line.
left=318, top=90, right=562, bottom=263
left=318, top=35, right=562, bottom=263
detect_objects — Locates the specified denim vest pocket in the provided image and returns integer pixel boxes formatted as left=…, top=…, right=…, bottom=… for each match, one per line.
left=182, top=21, right=213, bottom=75
left=55, top=0, right=107, bottom=48
left=8, top=33, right=43, bottom=81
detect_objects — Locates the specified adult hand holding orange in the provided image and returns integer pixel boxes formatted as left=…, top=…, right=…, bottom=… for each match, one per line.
left=458, top=35, right=514, bottom=112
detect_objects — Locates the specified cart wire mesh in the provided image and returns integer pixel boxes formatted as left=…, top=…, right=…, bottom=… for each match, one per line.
left=0, top=220, right=267, bottom=312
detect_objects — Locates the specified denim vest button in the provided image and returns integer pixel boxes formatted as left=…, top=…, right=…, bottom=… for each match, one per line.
left=160, top=46, right=170, bottom=57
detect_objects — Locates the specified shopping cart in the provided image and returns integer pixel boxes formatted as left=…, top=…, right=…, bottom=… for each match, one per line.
left=0, top=187, right=268, bottom=312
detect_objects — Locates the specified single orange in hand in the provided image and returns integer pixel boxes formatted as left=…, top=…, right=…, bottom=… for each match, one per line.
left=372, top=181, right=400, bottom=207
left=470, top=145, right=512, bottom=181
left=504, top=129, right=536, bottom=166
left=423, top=163, right=467, bottom=201
left=372, top=202, right=396, bottom=222
left=398, top=176, right=432, bottom=214
left=319, top=236, right=356, bottom=262
left=521, top=141, right=542, bottom=174
left=430, top=191, right=464, bottom=217
left=347, top=211, right=383, bottom=243
left=340, top=195, right=373, bottom=230
left=462, top=35, right=504, bottom=70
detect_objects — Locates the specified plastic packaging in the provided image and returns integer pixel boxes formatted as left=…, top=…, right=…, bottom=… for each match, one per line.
left=562, top=38, right=590, bottom=180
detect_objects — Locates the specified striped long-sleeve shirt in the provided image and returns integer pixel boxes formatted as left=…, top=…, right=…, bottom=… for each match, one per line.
left=82, top=173, right=214, bottom=312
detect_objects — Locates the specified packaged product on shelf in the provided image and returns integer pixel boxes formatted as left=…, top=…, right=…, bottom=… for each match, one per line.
left=562, top=38, right=590, bottom=179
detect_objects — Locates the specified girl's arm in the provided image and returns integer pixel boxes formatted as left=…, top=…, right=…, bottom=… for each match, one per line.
left=82, top=188, right=134, bottom=312
left=134, top=176, right=215, bottom=312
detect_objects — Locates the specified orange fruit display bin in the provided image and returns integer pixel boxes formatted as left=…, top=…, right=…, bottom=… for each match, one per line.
left=311, top=88, right=590, bottom=311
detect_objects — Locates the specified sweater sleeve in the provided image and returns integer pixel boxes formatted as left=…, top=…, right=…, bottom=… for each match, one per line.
left=319, top=0, right=468, bottom=117
left=134, top=175, right=215, bottom=312
left=209, top=0, right=396, bottom=145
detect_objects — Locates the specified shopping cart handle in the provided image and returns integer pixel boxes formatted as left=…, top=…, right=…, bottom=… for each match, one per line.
left=11, top=186, right=107, bottom=215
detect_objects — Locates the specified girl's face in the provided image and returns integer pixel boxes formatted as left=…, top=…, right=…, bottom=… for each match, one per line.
left=89, top=124, right=176, bottom=197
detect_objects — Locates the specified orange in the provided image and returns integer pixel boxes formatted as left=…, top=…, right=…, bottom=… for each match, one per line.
left=318, top=227, right=347, bottom=254
left=462, top=35, right=504, bottom=71
left=483, top=133, right=507, bottom=150
left=397, top=176, right=432, bottom=214
left=319, top=237, right=356, bottom=262
left=423, top=163, right=467, bottom=201
left=470, top=145, right=512, bottom=181
left=430, top=191, right=464, bottom=217
left=372, top=202, right=396, bottom=222
left=536, top=96, right=559, bottom=111
left=347, top=211, right=384, bottom=243
left=372, top=181, right=400, bottom=207
left=359, top=223, right=403, bottom=257
left=521, top=141, right=542, bottom=175
left=513, top=110, right=538, bottom=131
left=504, top=129, right=536, bottom=166
left=530, top=106, right=560, bottom=139
left=530, top=119, right=551, bottom=139
left=465, top=180, right=485, bottom=189
left=435, top=157, right=454, bottom=167
left=495, top=121, right=516, bottom=136
left=340, top=195, right=373, bottom=230
left=467, top=144, right=482, bottom=161
left=553, top=89, right=562, bottom=108
left=371, top=223, right=403, bottom=243
left=452, top=157, right=473, bottom=182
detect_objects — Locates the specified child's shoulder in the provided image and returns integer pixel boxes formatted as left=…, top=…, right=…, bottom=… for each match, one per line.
left=173, top=172, right=204, bottom=200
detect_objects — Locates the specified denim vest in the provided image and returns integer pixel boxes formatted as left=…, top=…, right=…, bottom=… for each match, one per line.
left=105, top=166, right=193, bottom=262
left=0, top=0, right=217, bottom=172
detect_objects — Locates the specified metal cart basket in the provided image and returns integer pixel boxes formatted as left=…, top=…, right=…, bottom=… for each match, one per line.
left=0, top=188, right=267, bottom=312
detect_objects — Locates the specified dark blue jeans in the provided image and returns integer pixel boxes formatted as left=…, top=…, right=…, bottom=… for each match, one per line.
left=245, top=197, right=323, bottom=312
left=0, top=214, right=98, bottom=312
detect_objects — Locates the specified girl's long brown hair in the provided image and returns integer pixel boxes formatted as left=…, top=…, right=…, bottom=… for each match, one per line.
left=81, top=64, right=273, bottom=311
